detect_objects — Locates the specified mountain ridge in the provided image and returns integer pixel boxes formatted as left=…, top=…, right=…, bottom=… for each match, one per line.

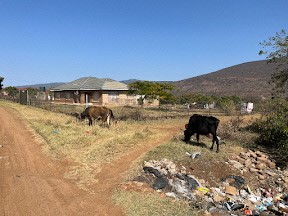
left=173, top=60, right=280, bottom=99
left=14, top=60, right=285, bottom=99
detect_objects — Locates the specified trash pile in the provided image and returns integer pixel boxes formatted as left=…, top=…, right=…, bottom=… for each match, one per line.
left=142, top=156, right=288, bottom=216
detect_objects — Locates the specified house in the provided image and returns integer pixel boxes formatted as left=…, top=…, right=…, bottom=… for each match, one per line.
left=50, top=77, right=159, bottom=107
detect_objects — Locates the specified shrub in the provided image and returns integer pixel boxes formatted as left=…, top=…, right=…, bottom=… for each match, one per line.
left=249, top=98, right=288, bottom=167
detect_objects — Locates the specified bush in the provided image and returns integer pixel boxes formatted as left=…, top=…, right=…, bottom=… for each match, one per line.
left=249, top=98, right=288, bottom=167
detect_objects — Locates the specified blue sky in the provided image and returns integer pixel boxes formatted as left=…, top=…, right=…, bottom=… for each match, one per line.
left=1, top=0, right=288, bottom=87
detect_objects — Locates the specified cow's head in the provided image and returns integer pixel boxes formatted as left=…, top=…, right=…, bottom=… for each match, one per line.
left=78, top=112, right=86, bottom=121
left=183, top=128, right=193, bottom=143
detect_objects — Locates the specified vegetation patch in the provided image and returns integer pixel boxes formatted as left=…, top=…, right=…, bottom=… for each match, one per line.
left=0, top=101, right=181, bottom=190
left=112, top=189, right=198, bottom=216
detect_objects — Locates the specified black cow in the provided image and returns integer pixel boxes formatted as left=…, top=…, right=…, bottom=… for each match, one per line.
left=183, top=114, right=220, bottom=152
left=79, top=106, right=115, bottom=127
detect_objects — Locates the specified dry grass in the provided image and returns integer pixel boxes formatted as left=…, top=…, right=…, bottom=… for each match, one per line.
left=112, top=190, right=199, bottom=216
left=1, top=100, right=261, bottom=214
left=0, top=101, right=182, bottom=190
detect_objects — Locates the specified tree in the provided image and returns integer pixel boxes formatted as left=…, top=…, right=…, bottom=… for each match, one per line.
left=4, top=86, right=18, bottom=97
left=259, top=29, right=288, bottom=96
left=256, top=30, right=288, bottom=167
left=0, top=76, right=3, bottom=90
left=128, top=81, right=174, bottom=106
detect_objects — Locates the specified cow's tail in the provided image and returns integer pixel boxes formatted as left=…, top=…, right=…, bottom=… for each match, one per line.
left=106, top=109, right=116, bottom=127
left=109, top=109, right=115, bottom=120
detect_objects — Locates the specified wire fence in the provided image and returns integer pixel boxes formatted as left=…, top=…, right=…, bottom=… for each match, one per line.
left=1, top=93, right=224, bottom=121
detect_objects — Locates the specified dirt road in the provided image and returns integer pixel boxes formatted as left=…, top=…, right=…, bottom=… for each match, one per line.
left=0, top=106, right=178, bottom=216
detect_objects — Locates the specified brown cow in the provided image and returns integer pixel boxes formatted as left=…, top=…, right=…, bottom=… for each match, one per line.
left=79, top=106, right=115, bottom=127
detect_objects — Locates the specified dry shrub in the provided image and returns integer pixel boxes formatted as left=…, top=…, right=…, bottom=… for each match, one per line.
left=218, top=116, right=258, bottom=145
left=218, top=116, right=243, bottom=139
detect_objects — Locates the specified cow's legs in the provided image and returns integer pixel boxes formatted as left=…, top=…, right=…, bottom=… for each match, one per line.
left=88, top=117, right=93, bottom=126
left=196, top=133, right=200, bottom=143
left=106, top=114, right=110, bottom=128
left=210, top=134, right=219, bottom=153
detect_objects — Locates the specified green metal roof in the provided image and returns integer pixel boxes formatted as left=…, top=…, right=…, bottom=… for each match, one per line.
left=50, top=77, right=129, bottom=91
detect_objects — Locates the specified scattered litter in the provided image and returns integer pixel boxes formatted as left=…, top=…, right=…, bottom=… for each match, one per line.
left=197, top=187, right=210, bottom=194
left=186, top=151, right=201, bottom=159
left=140, top=151, right=288, bottom=216
left=143, top=166, right=162, bottom=178
left=221, top=175, right=245, bottom=189
left=183, top=174, right=201, bottom=190
left=153, top=177, right=168, bottom=190
left=52, top=129, right=60, bottom=134
left=165, top=192, right=177, bottom=198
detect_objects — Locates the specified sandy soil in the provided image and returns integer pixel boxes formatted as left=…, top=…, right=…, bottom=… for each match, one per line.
left=0, top=106, right=178, bottom=216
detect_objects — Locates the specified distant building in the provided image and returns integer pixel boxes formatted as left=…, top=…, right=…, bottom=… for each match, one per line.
left=241, top=102, right=254, bottom=114
left=50, top=77, right=159, bottom=107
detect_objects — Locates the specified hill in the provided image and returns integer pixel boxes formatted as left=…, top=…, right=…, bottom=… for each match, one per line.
left=173, top=60, right=281, bottom=99
left=14, top=60, right=286, bottom=99
left=16, top=82, right=65, bottom=90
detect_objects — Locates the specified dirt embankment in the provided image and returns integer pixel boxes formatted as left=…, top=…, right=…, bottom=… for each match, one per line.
left=0, top=106, right=179, bottom=216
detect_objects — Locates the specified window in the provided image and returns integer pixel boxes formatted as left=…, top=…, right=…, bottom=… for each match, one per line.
left=65, top=92, right=72, bottom=99
left=55, top=92, right=60, bottom=99
left=92, top=92, right=100, bottom=101
left=108, top=92, right=118, bottom=102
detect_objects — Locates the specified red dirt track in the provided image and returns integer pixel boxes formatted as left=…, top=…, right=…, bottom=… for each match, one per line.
left=0, top=106, right=178, bottom=216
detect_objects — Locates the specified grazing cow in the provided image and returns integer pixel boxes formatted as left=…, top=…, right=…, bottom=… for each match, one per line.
left=79, top=106, right=115, bottom=127
left=183, top=114, right=220, bottom=152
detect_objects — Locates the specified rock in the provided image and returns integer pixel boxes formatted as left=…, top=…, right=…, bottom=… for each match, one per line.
left=244, top=158, right=253, bottom=167
left=258, top=174, right=266, bottom=180
left=242, top=168, right=249, bottom=172
left=255, top=162, right=267, bottom=170
left=255, top=150, right=267, bottom=158
left=195, top=190, right=206, bottom=198
left=240, top=152, right=248, bottom=159
left=225, top=185, right=238, bottom=196
left=235, top=156, right=245, bottom=164
left=265, top=170, right=276, bottom=177
left=266, top=161, right=276, bottom=169
left=213, top=194, right=225, bottom=202
left=249, top=151, right=257, bottom=158
left=199, top=179, right=206, bottom=185
left=257, top=157, right=268, bottom=163
left=250, top=167, right=260, bottom=173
